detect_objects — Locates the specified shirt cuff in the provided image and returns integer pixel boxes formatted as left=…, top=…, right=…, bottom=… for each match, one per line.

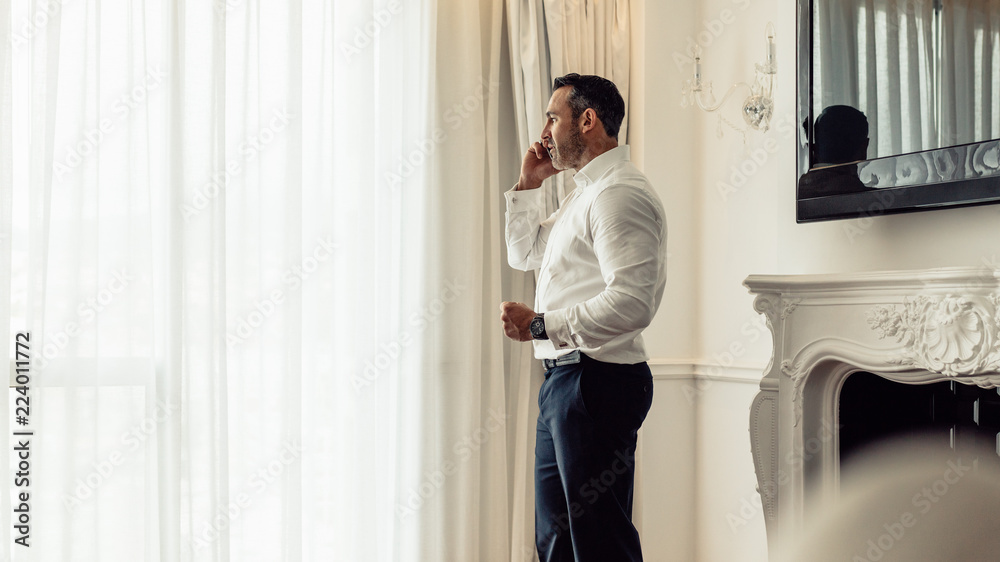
left=542, top=308, right=576, bottom=351
left=505, top=184, right=544, bottom=213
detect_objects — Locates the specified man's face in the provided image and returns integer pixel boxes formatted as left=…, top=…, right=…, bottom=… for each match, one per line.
left=541, top=86, right=585, bottom=171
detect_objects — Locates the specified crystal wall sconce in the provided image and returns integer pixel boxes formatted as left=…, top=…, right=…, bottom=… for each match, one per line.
left=681, top=22, right=777, bottom=137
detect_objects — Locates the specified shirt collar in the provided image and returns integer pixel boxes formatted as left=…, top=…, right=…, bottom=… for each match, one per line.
left=573, top=145, right=630, bottom=189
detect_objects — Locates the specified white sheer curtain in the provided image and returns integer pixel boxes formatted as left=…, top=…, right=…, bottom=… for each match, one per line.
left=4, top=1, right=509, bottom=560
left=503, top=1, right=632, bottom=559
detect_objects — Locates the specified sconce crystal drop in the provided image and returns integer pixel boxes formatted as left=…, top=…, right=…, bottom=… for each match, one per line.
left=742, top=94, right=773, bottom=130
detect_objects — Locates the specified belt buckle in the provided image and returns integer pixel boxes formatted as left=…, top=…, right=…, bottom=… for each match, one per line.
left=544, top=349, right=581, bottom=369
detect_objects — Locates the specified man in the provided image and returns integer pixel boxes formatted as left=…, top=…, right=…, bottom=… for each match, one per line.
left=500, top=73, right=667, bottom=561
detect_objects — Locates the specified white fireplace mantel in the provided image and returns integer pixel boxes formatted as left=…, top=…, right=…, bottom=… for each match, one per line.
left=743, top=266, right=1000, bottom=559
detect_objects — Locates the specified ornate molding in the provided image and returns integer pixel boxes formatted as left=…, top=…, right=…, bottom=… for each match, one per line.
left=867, top=294, right=1000, bottom=378
left=964, top=375, right=1000, bottom=388
left=752, top=293, right=783, bottom=327
left=780, top=299, right=801, bottom=319
left=780, top=359, right=807, bottom=426
left=753, top=294, right=783, bottom=382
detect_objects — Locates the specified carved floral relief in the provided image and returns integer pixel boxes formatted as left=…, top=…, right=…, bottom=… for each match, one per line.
left=867, top=295, right=1000, bottom=377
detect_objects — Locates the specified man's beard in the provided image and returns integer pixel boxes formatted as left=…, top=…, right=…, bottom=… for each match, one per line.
left=550, top=127, right=585, bottom=171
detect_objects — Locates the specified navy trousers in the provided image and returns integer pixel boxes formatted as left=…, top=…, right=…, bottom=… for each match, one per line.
left=534, top=352, right=654, bottom=562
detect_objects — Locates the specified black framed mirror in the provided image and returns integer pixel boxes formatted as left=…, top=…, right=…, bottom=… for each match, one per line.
left=797, top=0, right=1000, bottom=223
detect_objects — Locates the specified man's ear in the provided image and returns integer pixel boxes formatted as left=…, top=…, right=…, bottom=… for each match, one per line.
left=579, top=108, right=599, bottom=134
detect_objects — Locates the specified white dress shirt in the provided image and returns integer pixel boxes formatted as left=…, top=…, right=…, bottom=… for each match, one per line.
left=504, top=145, right=667, bottom=363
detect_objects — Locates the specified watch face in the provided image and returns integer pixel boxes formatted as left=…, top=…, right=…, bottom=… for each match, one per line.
left=530, top=317, right=544, bottom=338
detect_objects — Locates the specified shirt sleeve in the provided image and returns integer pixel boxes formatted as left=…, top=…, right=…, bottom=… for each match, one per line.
left=504, top=185, right=558, bottom=272
left=544, top=185, right=666, bottom=350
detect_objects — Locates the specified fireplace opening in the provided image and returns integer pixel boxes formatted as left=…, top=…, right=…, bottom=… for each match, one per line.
left=839, top=372, right=1000, bottom=470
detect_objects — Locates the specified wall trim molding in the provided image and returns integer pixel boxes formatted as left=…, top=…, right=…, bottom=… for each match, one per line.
left=648, top=359, right=765, bottom=384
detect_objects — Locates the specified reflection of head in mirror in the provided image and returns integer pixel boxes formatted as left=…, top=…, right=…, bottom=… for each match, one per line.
left=799, top=105, right=871, bottom=199
left=813, top=105, right=869, bottom=164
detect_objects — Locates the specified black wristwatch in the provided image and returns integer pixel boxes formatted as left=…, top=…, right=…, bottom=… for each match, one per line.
left=529, top=313, right=548, bottom=340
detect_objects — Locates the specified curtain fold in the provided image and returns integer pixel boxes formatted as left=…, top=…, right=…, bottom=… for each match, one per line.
left=7, top=1, right=511, bottom=560
left=940, top=0, right=1000, bottom=147
left=163, top=2, right=230, bottom=558
left=502, top=2, right=550, bottom=559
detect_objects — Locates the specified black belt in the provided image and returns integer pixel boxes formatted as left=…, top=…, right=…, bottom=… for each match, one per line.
left=543, top=349, right=581, bottom=370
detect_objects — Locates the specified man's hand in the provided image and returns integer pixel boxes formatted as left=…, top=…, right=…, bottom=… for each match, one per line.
left=500, top=301, right=536, bottom=342
left=517, top=141, right=558, bottom=191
